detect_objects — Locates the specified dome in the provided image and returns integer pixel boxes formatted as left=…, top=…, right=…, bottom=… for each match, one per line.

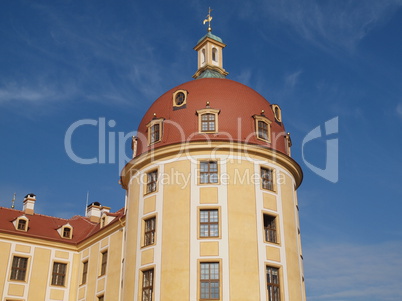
left=134, top=78, right=289, bottom=157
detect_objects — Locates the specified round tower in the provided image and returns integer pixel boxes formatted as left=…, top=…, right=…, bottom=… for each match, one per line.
left=120, top=19, right=305, bottom=301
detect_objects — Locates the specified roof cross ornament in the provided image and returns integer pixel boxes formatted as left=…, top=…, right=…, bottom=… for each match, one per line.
left=203, top=7, right=213, bottom=32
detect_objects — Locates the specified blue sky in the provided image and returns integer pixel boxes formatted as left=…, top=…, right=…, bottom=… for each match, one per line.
left=1, top=0, right=401, bottom=300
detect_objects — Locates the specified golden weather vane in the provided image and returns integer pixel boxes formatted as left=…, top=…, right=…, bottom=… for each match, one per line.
left=203, top=7, right=213, bottom=32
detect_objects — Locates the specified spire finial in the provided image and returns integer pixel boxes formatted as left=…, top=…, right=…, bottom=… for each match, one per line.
left=11, top=193, right=16, bottom=209
left=203, top=7, right=213, bottom=32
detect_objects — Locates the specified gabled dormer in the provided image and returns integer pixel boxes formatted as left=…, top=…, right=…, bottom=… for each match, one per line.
left=13, top=215, right=29, bottom=232
left=57, top=223, right=73, bottom=239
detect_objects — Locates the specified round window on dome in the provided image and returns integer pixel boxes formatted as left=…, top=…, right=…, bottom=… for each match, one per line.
left=173, top=90, right=188, bottom=108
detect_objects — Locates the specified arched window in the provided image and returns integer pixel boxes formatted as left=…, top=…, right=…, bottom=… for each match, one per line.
left=212, top=48, right=217, bottom=62
left=202, top=49, right=206, bottom=64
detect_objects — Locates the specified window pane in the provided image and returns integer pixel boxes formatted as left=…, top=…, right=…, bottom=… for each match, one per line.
left=210, top=225, right=219, bottom=237
left=200, top=225, right=209, bottom=237
left=200, top=211, right=209, bottom=222
left=209, top=210, right=218, bottom=222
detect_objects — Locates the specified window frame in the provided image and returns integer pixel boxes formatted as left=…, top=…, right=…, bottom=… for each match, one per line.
left=100, top=250, right=108, bottom=276
left=17, top=219, right=27, bottom=231
left=146, top=169, right=158, bottom=194
left=271, top=104, right=282, bottom=122
left=10, top=256, right=28, bottom=281
left=51, top=262, right=67, bottom=286
left=261, top=167, right=275, bottom=192
left=61, top=225, right=72, bottom=239
left=254, top=115, right=272, bottom=142
left=146, top=118, right=164, bottom=145
left=199, top=208, right=219, bottom=238
left=142, top=268, right=154, bottom=301
left=172, top=89, right=188, bottom=108
left=199, top=161, right=219, bottom=185
left=263, top=214, right=278, bottom=244
left=266, top=266, right=281, bottom=301
left=15, top=216, right=28, bottom=232
left=81, top=260, right=88, bottom=285
left=199, top=261, right=220, bottom=300
left=197, top=108, right=220, bottom=133
left=144, top=216, right=156, bottom=247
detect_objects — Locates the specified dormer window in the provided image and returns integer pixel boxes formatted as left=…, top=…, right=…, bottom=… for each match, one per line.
left=173, top=90, right=188, bottom=108
left=17, top=219, right=27, bottom=231
left=146, top=118, right=164, bottom=145
left=58, top=224, right=73, bottom=239
left=271, top=104, right=282, bottom=122
left=253, top=115, right=272, bottom=142
left=285, top=133, right=292, bottom=156
left=197, top=108, right=220, bottom=133
left=100, top=216, right=106, bottom=228
left=63, top=227, right=71, bottom=239
left=14, top=216, right=29, bottom=232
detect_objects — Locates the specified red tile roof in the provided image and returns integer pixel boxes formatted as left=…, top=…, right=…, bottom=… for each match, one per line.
left=135, top=78, right=288, bottom=157
left=0, top=207, right=125, bottom=245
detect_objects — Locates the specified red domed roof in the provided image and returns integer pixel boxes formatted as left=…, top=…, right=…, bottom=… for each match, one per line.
left=135, top=78, right=288, bottom=157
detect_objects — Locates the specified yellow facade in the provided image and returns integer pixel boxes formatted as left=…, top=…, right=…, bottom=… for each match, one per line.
left=0, top=217, right=124, bottom=301
left=120, top=142, right=305, bottom=301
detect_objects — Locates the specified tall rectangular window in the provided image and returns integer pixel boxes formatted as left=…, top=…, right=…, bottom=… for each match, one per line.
left=200, top=161, right=218, bottom=184
left=261, top=167, right=273, bottom=191
left=100, top=251, right=108, bottom=276
left=263, top=214, right=277, bottom=243
left=266, top=266, right=280, bottom=301
left=258, top=120, right=269, bottom=141
left=150, top=123, right=160, bottom=144
left=144, top=217, right=156, bottom=246
left=52, top=262, right=67, bottom=286
left=201, top=113, right=216, bottom=132
left=142, top=269, right=154, bottom=301
left=200, top=209, right=219, bottom=238
left=200, top=262, right=220, bottom=299
left=146, top=170, right=158, bottom=193
left=10, top=256, right=28, bottom=281
left=81, top=261, right=88, bottom=284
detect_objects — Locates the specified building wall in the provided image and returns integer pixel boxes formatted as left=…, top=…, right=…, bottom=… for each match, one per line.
left=122, top=143, right=305, bottom=301
left=0, top=221, right=124, bottom=301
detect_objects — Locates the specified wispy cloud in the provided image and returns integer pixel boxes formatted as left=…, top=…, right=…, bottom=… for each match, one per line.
left=254, top=0, right=402, bottom=52
left=0, top=81, right=70, bottom=105
left=285, top=70, right=302, bottom=88
left=0, top=3, right=184, bottom=111
left=396, top=103, right=402, bottom=119
left=304, top=241, right=402, bottom=300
